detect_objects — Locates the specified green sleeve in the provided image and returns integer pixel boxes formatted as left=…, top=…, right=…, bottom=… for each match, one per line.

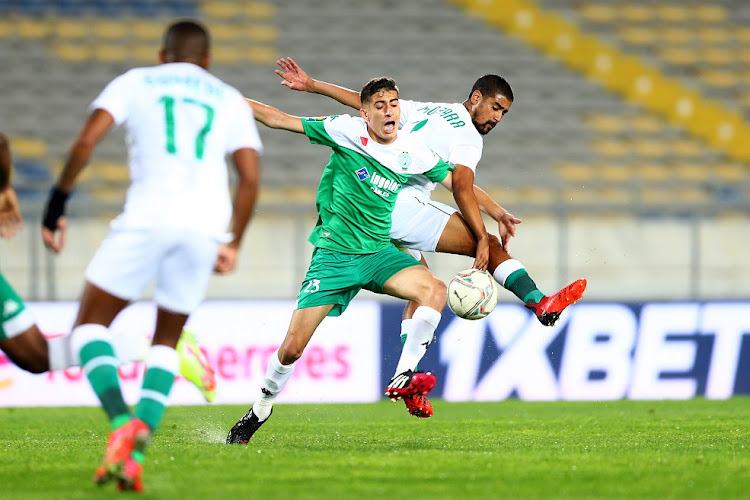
left=301, top=117, right=337, bottom=147
left=423, top=158, right=455, bottom=183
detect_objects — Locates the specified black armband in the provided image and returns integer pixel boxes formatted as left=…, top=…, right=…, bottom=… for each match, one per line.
left=42, top=187, right=70, bottom=231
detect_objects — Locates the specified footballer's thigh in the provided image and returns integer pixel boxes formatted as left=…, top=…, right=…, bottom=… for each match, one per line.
left=379, top=257, right=447, bottom=310
left=434, top=211, right=479, bottom=256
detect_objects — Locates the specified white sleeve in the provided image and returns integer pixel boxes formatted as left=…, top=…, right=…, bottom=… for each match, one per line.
left=89, top=72, right=133, bottom=126
left=398, top=99, right=420, bottom=128
left=447, top=144, right=482, bottom=172
left=225, top=93, right=264, bottom=155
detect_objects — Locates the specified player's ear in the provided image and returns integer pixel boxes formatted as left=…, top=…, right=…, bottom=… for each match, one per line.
left=359, top=107, right=368, bottom=121
left=471, top=90, right=483, bottom=105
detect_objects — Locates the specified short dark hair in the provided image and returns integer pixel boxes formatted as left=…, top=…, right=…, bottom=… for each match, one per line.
left=470, top=74, right=513, bottom=102
left=163, top=19, right=210, bottom=63
left=360, top=77, right=399, bottom=105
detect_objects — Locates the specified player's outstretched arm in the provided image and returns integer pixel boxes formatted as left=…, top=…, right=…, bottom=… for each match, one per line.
left=472, top=185, right=522, bottom=250
left=275, top=57, right=362, bottom=109
left=215, top=147, right=261, bottom=274
left=42, top=109, right=114, bottom=253
left=442, top=165, right=490, bottom=271
left=245, top=99, right=305, bottom=133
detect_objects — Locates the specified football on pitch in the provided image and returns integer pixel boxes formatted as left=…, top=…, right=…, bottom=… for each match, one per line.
left=447, top=268, right=498, bottom=320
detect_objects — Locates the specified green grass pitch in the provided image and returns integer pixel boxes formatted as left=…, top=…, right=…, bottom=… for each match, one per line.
left=0, top=398, right=748, bottom=499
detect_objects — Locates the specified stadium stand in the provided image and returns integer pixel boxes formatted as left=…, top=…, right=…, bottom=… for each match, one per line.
left=2, top=0, right=750, bottom=300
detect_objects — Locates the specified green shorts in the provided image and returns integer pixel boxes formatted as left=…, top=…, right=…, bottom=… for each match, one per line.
left=0, top=271, right=33, bottom=340
left=296, top=246, right=422, bottom=317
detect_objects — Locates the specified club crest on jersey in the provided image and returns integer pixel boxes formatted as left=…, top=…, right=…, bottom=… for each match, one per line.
left=355, top=167, right=370, bottom=181
left=397, top=152, right=412, bottom=171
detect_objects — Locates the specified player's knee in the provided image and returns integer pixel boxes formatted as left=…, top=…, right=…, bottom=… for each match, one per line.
left=426, top=278, right=447, bottom=309
left=278, top=342, right=304, bottom=364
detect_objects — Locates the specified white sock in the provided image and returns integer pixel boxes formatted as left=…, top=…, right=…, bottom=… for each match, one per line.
left=493, top=259, right=525, bottom=287
left=253, top=349, right=295, bottom=421
left=393, top=306, right=441, bottom=375
left=399, top=318, right=413, bottom=343
left=47, top=334, right=78, bottom=371
left=47, top=330, right=147, bottom=371
left=111, top=332, right=149, bottom=364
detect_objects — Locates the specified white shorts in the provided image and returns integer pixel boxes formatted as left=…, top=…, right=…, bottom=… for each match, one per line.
left=85, top=227, right=220, bottom=315
left=389, top=194, right=457, bottom=252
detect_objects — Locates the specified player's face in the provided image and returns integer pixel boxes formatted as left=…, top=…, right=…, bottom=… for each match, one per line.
left=361, top=89, right=401, bottom=144
left=469, top=92, right=512, bottom=136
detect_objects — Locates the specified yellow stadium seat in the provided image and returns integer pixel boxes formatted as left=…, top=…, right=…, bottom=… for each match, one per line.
left=659, top=47, right=696, bottom=66
left=697, top=28, right=731, bottom=45
left=599, top=164, right=634, bottom=183
left=714, top=163, right=746, bottom=182
left=129, top=21, right=162, bottom=42
left=584, top=114, right=627, bottom=133
left=52, top=43, right=94, bottom=63
left=578, top=4, right=617, bottom=23
left=555, top=163, right=596, bottom=184
left=618, top=27, right=658, bottom=46
left=53, top=19, right=90, bottom=40
left=734, top=27, right=750, bottom=43
left=619, top=5, right=652, bottom=23
left=93, top=45, right=129, bottom=63
left=655, top=5, right=691, bottom=23
left=243, top=46, right=277, bottom=64
left=633, top=140, right=669, bottom=158
left=247, top=24, right=277, bottom=43
left=694, top=5, right=728, bottom=23
left=16, top=19, right=52, bottom=39
left=8, top=136, right=47, bottom=158
left=674, top=164, right=711, bottom=182
left=591, top=139, right=629, bottom=158
left=631, top=116, right=663, bottom=134
left=0, top=20, right=15, bottom=38
left=202, top=1, right=244, bottom=19
left=244, top=2, right=276, bottom=19
left=700, top=48, right=735, bottom=66
left=699, top=70, right=739, bottom=90
left=635, top=163, right=670, bottom=183
left=670, top=139, right=704, bottom=159
left=659, top=27, right=692, bottom=45
left=93, top=20, right=130, bottom=42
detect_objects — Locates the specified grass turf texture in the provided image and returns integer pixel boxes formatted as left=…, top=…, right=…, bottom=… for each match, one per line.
left=0, top=399, right=748, bottom=499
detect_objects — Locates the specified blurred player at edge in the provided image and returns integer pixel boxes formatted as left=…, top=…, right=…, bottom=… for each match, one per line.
left=226, top=77, right=487, bottom=445
left=274, top=57, right=587, bottom=417
left=41, top=20, right=262, bottom=492
left=0, top=134, right=216, bottom=402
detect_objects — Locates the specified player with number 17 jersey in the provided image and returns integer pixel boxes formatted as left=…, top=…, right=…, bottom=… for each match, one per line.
left=92, top=62, right=262, bottom=237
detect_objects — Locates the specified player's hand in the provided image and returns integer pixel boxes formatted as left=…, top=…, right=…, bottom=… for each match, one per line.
left=497, top=213, right=522, bottom=250
left=41, top=216, right=67, bottom=253
left=472, top=235, right=490, bottom=271
left=0, top=186, right=23, bottom=239
left=214, top=244, right=238, bottom=274
left=275, top=57, right=312, bottom=92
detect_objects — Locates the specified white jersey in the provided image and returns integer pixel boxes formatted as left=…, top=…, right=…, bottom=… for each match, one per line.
left=398, top=99, right=483, bottom=201
left=91, top=62, right=263, bottom=238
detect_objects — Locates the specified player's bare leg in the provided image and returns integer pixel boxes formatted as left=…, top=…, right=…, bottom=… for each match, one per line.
left=227, top=304, right=333, bottom=444
left=403, top=212, right=586, bottom=327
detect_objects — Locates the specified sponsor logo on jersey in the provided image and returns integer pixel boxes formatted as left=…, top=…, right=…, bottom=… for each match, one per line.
left=355, top=167, right=370, bottom=181
left=410, top=119, right=429, bottom=133
left=359, top=136, right=369, bottom=146
left=368, top=172, right=401, bottom=198
left=397, top=152, right=412, bottom=171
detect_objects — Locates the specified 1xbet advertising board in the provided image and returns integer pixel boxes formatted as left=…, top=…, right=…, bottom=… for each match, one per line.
left=1, top=301, right=749, bottom=406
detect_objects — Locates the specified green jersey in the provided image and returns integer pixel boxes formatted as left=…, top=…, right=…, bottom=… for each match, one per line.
left=302, top=115, right=454, bottom=254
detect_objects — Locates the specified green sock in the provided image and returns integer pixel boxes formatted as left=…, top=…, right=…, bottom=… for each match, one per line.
left=505, top=269, right=545, bottom=304
left=135, top=345, right=178, bottom=432
left=79, top=339, right=129, bottom=423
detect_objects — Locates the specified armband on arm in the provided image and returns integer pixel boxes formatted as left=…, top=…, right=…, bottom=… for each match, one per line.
left=42, top=187, right=70, bottom=231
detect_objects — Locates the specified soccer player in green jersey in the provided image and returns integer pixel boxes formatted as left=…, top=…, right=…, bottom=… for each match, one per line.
left=226, top=76, right=490, bottom=444
left=273, top=57, right=587, bottom=417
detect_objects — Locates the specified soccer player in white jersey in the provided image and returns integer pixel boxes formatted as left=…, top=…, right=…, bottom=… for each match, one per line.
left=274, top=57, right=587, bottom=418
left=226, top=77, right=488, bottom=445
left=0, top=133, right=215, bottom=403
left=40, top=20, right=262, bottom=491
